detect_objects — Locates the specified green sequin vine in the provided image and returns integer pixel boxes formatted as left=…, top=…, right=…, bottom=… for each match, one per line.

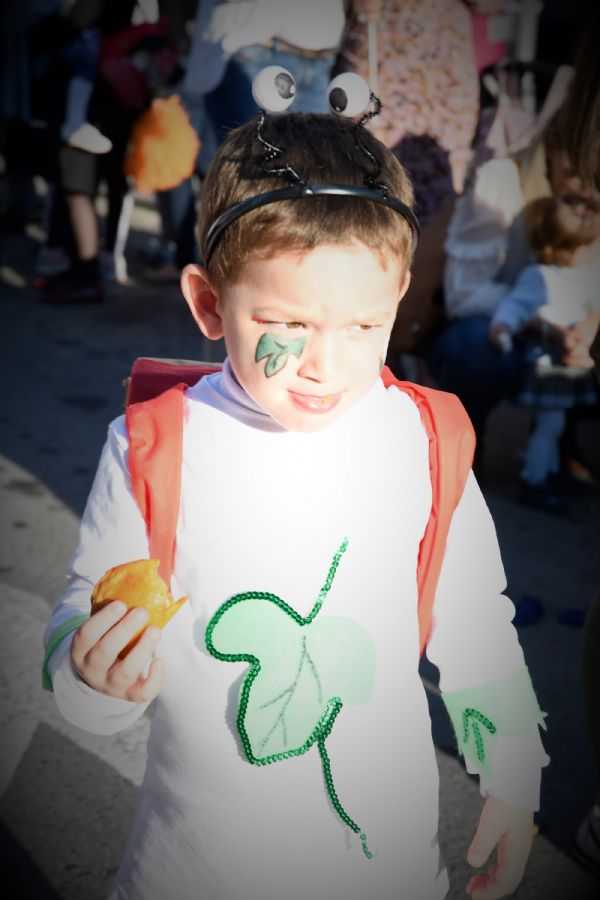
left=205, top=538, right=376, bottom=859
left=462, top=708, right=497, bottom=763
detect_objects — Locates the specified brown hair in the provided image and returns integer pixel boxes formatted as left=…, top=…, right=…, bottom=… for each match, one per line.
left=525, top=195, right=596, bottom=266
left=197, top=112, right=415, bottom=289
left=564, top=7, right=600, bottom=190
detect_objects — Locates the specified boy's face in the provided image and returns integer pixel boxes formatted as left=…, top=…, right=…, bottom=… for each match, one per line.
left=185, top=242, right=409, bottom=432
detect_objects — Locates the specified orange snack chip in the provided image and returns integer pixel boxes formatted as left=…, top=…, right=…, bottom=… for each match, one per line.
left=91, top=559, right=187, bottom=656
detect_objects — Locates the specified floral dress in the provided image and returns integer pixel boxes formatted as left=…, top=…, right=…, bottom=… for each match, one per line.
left=339, top=0, right=479, bottom=223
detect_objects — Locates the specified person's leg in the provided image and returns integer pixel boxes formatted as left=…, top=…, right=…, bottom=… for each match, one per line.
left=67, top=192, right=98, bottom=260
left=41, top=144, right=102, bottom=303
left=59, top=30, right=111, bottom=153
left=204, top=48, right=265, bottom=143
left=519, top=408, right=568, bottom=514
left=521, top=408, right=565, bottom=485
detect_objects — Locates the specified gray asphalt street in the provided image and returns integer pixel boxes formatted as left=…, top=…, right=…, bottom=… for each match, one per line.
left=1, top=204, right=599, bottom=900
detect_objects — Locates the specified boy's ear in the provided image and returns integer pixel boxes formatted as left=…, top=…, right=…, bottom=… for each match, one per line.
left=180, top=264, right=224, bottom=340
left=398, top=269, right=411, bottom=303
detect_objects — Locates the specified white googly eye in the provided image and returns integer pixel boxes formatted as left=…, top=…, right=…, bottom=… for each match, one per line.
left=327, top=73, right=371, bottom=118
left=252, top=66, right=297, bottom=113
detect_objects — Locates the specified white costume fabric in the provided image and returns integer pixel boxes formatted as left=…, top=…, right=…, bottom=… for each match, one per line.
left=45, top=362, right=548, bottom=900
left=207, top=0, right=346, bottom=57
left=443, top=157, right=533, bottom=320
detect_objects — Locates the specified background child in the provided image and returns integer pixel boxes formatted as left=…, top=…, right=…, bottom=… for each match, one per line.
left=58, top=25, right=112, bottom=154
left=44, top=97, right=548, bottom=900
left=489, top=194, right=600, bottom=513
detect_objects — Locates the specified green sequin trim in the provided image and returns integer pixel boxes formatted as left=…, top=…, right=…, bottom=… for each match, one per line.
left=442, top=668, right=547, bottom=778
left=42, top=613, right=90, bottom=691
left=462, top=708, right=497, bottom=763
left=205, top=538, right=374, bottom=859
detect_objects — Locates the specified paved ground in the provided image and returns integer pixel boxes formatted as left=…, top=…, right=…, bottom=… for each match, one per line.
left=1, top=200, right=599, bottom=899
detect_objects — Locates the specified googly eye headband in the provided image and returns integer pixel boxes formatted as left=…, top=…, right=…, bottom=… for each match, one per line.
left=202, top=68, right=420, bottom=266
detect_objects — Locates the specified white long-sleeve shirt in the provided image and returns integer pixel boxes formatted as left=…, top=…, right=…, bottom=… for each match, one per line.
left=45, top=362, right=548, bottom=900
left=444, top=157, right=534, bottom=319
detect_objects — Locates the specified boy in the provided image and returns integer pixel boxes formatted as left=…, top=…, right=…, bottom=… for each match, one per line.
left=44, top=108, right=548, bottom=900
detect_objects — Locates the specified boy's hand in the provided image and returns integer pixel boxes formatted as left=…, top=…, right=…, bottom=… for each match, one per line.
left=466, top=796, right=534, bottom=899
left=71, top=601, right=164, bottom=703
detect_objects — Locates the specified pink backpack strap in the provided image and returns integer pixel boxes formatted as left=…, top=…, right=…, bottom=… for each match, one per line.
left=125, top=358, right=222, bottom=585
left=126, top=384, right=187, bottom=585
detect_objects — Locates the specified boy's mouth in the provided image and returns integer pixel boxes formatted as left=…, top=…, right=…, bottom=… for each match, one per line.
left=288, top=390, right=343, bottom=413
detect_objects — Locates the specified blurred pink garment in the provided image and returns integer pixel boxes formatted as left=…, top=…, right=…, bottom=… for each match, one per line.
left=470, top=12, right=507, bottom=75
left=338, top=0, right=479, bottom=222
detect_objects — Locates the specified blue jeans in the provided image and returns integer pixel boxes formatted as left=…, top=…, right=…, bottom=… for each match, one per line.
left=521, top=408, right=564, bottom=484
left=205, top=42, right=337, bottom=142
left=59, top=28, right=100, bottom=81
left=427, top=314, right=525, bottom=438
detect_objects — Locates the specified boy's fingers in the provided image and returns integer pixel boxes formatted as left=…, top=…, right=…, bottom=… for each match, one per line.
left=467, top=830, right=497, bottom=869
left=109, top=625, right=162, bottom=688
left=91, top=606, right=150, bottom=666
left=468, top=836, right=528, bottom=898
left=71, top=600, right=127, bottom=661
left=126, top=657, right=164, bottom=703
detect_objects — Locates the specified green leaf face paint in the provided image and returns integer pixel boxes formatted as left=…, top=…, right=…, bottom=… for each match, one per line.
left=255, top=332, right=306, bottom=377
left=205, top=539, right=376, bottom=859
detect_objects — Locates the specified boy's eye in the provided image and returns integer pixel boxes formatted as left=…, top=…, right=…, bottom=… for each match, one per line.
left=253, top=317, right=304, bottom=330
left=352, top=324, right=377, bottom=332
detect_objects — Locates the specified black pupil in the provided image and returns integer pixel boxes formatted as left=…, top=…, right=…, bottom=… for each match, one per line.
left=275, top=73, right=295, bottom=99
left=329, top=87, right=348, bottom=113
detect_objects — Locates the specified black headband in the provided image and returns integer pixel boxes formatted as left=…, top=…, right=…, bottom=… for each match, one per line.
left=202, top=182, right=420, bottom=266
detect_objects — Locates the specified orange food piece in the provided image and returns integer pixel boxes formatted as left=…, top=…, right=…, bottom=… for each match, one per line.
left=91, top=559, right=187, bottom=657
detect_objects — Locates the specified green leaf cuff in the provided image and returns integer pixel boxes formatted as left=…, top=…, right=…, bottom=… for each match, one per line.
left=42, top=614, right=90, bottom=692
left=442, top=668, right=547, bottom=778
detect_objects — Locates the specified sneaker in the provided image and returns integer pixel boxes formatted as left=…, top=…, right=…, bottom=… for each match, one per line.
left=41, top=271, right=104, bottom=305
left=62, top=123, right=112, bottom=154
left=573, top=803, right=600, bottom=878
left=518, top=479, right=568, bottom=516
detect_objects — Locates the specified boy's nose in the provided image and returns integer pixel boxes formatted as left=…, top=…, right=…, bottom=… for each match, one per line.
left=297, top=333, right=339, bottom=383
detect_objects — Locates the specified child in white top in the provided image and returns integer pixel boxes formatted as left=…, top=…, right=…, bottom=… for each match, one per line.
left=44, top=75, right=548, bottom=900
left=489, top=195, right=600, bottom=512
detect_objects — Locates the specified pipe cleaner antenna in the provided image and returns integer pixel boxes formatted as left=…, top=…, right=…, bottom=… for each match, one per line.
left=326, top=74, right=386, bottom=190
left=355, top=92, right=385, bottom=189
left=201, top=69, right=419, bottom=264
left=256, top=111, right=305, bottom=185
left=252, top=65, right=305, bottom=185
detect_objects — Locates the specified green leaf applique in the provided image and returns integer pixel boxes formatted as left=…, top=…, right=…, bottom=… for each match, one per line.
left=255, top=332, right=306, bottom=377
left=205, top=538, right=376, bottom=858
